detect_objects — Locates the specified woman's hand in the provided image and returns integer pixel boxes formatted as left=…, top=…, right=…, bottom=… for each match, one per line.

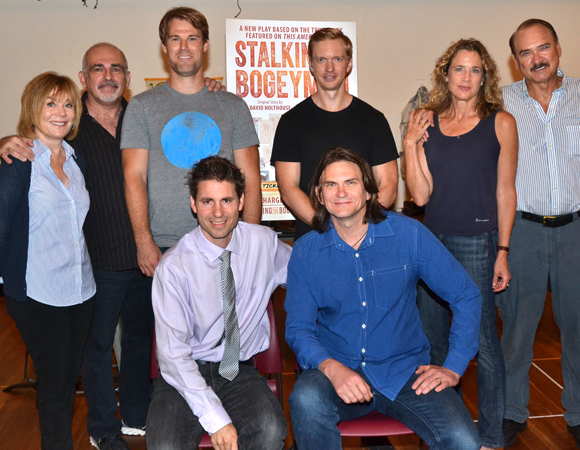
left=404, top=109, right=434, bottom=147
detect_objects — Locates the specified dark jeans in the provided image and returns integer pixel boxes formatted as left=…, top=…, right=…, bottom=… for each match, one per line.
left=81, top=268, right=154, bottom=439
left=6, top=295, right=94, bottom=450
left=290, top=368, right=480, bottom=450
left=416, top=230, right=506, bottom=448
left=146, top=364, right=287, bottom=450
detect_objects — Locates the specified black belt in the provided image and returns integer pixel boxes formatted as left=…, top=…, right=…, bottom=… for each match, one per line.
left=196, top=358, right=254, bottom=367
left=521, top=211, right=580, bottom=227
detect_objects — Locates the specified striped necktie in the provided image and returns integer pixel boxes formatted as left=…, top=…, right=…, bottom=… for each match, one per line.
left=218, top=250, right=240, bottom=380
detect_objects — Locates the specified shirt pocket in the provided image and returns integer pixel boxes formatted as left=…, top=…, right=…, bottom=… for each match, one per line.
left=566, top=125, right=580, bottom=156
left=370, top=265, right=407, bottom=311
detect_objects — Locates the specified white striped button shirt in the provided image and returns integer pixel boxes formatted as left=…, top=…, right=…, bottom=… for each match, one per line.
left=26, top=139, right=95, bottom=306
left=503, top=69, right=580, bottom=216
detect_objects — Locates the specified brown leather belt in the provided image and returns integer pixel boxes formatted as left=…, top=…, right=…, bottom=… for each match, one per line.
left=521, top=211, right=580, bottom=228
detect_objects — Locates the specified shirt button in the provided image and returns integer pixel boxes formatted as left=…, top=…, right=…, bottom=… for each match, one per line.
left=355, top=253, right=359, bottom=258
left=362, top=362, right=366, bottom=367
left=362, top=324, right=366, bottom=329
left=362, top=302, right=366, bottom=307
left=362, top=348, right=366, bottom=353
left=359, top=277, right=363, bottom=282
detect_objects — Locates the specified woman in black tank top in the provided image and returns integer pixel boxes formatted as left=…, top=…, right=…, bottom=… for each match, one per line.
left=403, top=39, right=518, bottom=450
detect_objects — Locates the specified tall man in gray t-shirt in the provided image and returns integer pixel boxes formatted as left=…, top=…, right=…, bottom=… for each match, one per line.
left=122, top=7, right=262, bottom=277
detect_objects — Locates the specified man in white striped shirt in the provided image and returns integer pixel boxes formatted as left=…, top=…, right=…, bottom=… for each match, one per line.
left=499, top=19, right=580, bottom=449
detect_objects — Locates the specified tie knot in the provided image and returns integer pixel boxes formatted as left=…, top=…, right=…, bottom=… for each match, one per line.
left=219, top=250, right=231, bottom=265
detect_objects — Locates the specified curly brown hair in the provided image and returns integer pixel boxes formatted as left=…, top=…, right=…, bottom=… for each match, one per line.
left=424, top=38, right=504, bottom=120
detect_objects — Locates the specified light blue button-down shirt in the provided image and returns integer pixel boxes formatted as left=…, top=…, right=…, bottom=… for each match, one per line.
left=502, top=69, right=580, bottom=216
left=26, top=139, right=95, bottom=306
left=285, top=212, right=481, bottom=401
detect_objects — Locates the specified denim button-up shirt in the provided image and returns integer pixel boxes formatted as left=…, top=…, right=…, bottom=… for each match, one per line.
left=285, top=212, right=481, bottom=401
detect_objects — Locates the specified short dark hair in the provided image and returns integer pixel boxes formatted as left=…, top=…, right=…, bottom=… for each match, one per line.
left=509, top=19, right=559, bottom=56
left=159, top=7, right=209, bottom=44
left=188, top=156, right=245, bottom=200
left=308, top=28, right=353, bottom=62
left=310, top=147, right=385, bottom=233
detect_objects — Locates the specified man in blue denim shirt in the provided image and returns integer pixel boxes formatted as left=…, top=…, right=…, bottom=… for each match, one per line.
left=286, top=147, right=482, bottom=450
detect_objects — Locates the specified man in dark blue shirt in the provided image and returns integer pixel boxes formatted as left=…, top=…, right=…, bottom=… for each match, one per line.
left=285, top=147, right=482, bottom=450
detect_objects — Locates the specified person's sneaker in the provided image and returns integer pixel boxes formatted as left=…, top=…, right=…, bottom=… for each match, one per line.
left=568, top=424, right=580, bottom=449
left=121, top=420, right=146, bottom=436
left=503, top=419, right=527, bottom=448
left=89, top=434, right=130, bottom=450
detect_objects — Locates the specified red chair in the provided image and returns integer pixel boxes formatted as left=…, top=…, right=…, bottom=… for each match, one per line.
left=150, top=298, right=283, bottom=449
left=338, top=411, right=417, bottom=438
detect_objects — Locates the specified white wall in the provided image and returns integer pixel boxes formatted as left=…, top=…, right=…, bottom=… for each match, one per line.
left=2, top=0, right=579, bottom=204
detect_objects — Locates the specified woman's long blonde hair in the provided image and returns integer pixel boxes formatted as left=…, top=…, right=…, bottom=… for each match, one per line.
left=424, top=38, right=504, bottom=120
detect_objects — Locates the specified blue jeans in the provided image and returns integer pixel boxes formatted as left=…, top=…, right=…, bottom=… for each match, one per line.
left=146, top=365, right=287, bottom=450
left=498, top=213, right=580, bottom=427
left=81, top=268, right=154, bottom=439
left=290, top=368, right=480, bottom=450
left=416, top=230, right=506, bottom=448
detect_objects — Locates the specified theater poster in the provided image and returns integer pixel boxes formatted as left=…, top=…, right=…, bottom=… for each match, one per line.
left=226, top=19, right=357, bottom=220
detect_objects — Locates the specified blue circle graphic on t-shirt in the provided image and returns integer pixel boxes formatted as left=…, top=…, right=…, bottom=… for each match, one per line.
left=161, top=112, right=222, bottom=169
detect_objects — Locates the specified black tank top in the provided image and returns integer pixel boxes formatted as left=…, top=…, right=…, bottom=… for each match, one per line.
left=423, top=111, right=500, bottom=236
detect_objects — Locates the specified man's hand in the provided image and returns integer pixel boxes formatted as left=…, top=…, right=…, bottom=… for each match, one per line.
left=0, top=136, right=35, bottom=164
left=205, top=77, right=226, bottom=92
left=319, top=359, right=373, bottom=404
left=210, top=423, right=238, bottom=450
left=136, top=239, right=163, bottom=277
left=492, top=252, right=511, bottom=293
left=412, top=365, right=460, bottom=395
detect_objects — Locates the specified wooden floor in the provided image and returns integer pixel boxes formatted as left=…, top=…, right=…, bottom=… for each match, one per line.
left=1, top=286, right=577, bottom=449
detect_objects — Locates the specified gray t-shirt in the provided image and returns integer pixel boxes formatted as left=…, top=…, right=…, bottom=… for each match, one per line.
left=121, top=83, right=259, bottom=248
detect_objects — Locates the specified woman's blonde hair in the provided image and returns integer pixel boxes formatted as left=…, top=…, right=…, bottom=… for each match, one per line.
left=425, top=39, right=504, bottom=120
left=18, top=72, right=82, bottom=141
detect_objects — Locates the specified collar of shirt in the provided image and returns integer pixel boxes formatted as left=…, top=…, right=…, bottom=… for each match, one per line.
left=32, top=138, right=76, bottom=161
left=318, top=217, right=392, bottom=252
left=519, top=68, right=567, bottom=100
left=80, top=91, right=128, bottom=137
left=192, top=225, right=243, bottom=263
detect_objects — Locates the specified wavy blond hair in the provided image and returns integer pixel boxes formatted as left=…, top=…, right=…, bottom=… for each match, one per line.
left=425, top=38, right=504, bottom=120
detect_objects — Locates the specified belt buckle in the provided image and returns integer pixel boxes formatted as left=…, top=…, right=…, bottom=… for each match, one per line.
left=542, top=216, right=556, bottom=226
